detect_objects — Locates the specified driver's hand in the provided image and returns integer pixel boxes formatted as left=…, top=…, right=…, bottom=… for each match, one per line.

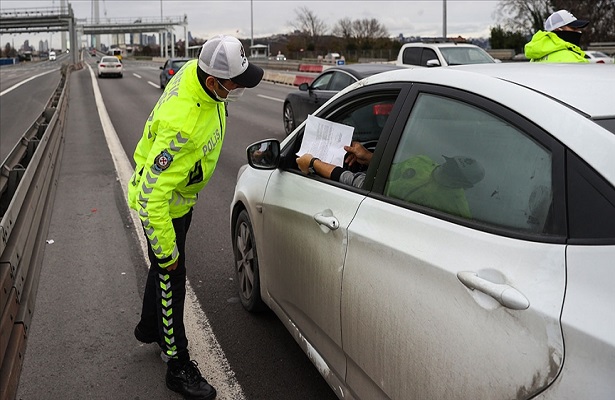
left=344, top=141, right=373, bottom=166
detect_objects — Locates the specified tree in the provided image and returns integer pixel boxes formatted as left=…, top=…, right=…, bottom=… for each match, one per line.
left=288, top=7, right=328, bottom=51
left=4, top=43, right=11, bottom=58
left=332, top=17, right=389, bottom=51
left=496, top=0, right=615, bottom=45
left=552, top=0, right=615, bottom=44
left=495, top=0, right=551, bottom=35
left=490, top=25, right=529, bottom=54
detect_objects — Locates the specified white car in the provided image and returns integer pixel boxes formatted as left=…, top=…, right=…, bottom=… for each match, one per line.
left=397, top=42, right=498, bottom=67
left=585, top=50, right=614, bottom=64
left=48, top=51, right=56, bottom=61
left=97, top=56, right=123, bottom=78
left=231, top=63, right=615, bottom=400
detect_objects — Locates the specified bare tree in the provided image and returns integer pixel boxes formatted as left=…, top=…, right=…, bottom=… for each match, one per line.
left=288, top=6, right=328, bottom=50
left=495, top=0, right=551, bottom=34
left=552, top=0, right=615, bottom=44
left=332, top=17, right=353, bottom=40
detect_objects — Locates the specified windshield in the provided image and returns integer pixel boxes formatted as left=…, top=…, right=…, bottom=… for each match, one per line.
left=595, top=118, right=615, bottom=134
left=440, top=47, right=495, bottom=65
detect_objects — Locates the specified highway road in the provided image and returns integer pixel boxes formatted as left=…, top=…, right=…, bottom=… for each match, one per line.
left=1, top=54, right=338, bottom=400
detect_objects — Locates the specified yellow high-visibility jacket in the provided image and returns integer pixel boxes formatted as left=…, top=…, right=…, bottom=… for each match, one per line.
left=128, top=60, right=226, bottom=268
left=524, top=31, right=589, bottom=63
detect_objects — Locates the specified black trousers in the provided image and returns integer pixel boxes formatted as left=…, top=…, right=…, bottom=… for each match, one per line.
left=138, top=208, right=193, bottom=366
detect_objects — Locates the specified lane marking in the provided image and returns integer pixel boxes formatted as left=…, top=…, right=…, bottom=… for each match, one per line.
left=0, top=68, right=58, bottom=97
left=133, top=73, right=142, bottom=79
left=85, top=63, right=246, bottom=400
left=258, top=94, right=284, bottom=103
left=148, top=81, right=160, bottom=89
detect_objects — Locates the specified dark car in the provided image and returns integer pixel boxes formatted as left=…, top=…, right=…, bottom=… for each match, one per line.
left=159, top=57, right=192, bottom=89
left=283, top=63, right=403, bottom=135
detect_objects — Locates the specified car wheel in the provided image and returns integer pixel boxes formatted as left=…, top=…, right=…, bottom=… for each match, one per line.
left=119, top=73, right=123, bottom=78
left=160, top=79, right=165, bottom=89
left=283, top=103, right=296, bottom=136
left=233, top=209, right=265, bottom=312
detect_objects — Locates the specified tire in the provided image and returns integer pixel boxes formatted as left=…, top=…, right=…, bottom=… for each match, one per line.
left=233, top=209, right=265, bottom=312
left=283, top=102, right=296, bottom=136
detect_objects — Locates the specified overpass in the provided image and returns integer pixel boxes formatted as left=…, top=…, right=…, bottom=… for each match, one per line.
left=0, top=6, right=189, bottom=60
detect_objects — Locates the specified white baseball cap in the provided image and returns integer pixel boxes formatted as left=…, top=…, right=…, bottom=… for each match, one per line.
left=198, top=35, right=264, bottom=88
left=544, top=10, right=589, bottom=32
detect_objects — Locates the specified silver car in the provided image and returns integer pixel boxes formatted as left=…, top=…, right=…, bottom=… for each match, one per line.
left=230, top=63, right=615, bottom=399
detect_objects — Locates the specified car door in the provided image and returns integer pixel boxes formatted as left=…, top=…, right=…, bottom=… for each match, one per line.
left=295, top=71, right=338, bottom=123
left=259, top=86, right=406, bottom=385
left=341, top=85, right=567, bottom=399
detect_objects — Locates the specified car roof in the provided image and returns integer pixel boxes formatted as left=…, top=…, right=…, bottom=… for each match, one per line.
left=325, top=63, right=404, bottom=79
left=402, top=42, right=482, bottom=48
left=364, top=63, right=615, bottom=118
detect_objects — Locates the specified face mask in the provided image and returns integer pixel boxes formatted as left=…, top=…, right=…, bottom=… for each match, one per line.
left=554, top=30, right=582, bottom=47
left=215, top=79, right=245, bottom=102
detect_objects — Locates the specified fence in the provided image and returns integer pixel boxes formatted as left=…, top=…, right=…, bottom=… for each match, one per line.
left=0, top=63, right=71, bottom=400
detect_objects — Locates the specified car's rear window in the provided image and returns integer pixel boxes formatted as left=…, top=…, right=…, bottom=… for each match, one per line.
left=172, top=60, right=189, bottom=70
left=101, top=57, right=119, bottom=63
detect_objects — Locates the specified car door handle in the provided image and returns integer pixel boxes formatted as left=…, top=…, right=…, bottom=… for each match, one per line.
left=313, top=211, right=339, bottom=230
left=457, top=271, right=530, bottom=310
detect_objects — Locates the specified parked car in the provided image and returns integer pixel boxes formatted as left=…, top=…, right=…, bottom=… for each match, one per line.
left=283, top=63, right=404, bottom=135
left=48, top=51, right=56, bottom=61
left=159, top=57, right=191, bottom=89
left=396, top=42, right=498, bottom=67
left=585, top=50, right=614, bottom=64
left=231, top=63, right=615, bottom=400
left=97, top=56, right=123, bottom=78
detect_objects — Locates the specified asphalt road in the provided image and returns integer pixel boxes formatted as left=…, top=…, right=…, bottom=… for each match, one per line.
left=4, top=56, right=338, bottom=400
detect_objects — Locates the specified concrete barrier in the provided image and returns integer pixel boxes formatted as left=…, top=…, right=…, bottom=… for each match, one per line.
left=293, top=75, right=315, bottom=86
left=298, top=64, right=323, bottom=73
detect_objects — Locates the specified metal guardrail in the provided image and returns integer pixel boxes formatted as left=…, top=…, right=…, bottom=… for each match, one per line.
left=0, top=64, right=71, bottom=400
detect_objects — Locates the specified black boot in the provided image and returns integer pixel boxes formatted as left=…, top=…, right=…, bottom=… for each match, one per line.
left=166, top=360, right=217, bottom=400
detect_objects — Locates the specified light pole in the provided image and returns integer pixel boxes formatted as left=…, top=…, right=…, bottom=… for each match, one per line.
left=251, top=0, right=254, bottom=47
left=443, top=0, right=447, bottom=39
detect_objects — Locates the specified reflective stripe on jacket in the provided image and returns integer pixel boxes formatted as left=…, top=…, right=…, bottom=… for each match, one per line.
left=524, top=31, right=588, bottom=63
left=128, top=60, right=226, bottom=267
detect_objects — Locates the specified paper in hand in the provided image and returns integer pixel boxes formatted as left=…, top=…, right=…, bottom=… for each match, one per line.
left=297, top=115, right=354, bottom=166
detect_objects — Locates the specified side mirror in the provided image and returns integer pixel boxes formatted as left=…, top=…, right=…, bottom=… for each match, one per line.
left=426, top=59, right=441, bottom=67
left=160, top=66, right=164, bottom=70
left=247, top=139, right=280, bottom=170
left=96, top=60, right=99, bottom=64
left=299, top=82, right=309, bottom=91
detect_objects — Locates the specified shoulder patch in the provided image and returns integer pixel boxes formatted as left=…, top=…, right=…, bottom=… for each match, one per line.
left=154, top=150, right=173, bottom=172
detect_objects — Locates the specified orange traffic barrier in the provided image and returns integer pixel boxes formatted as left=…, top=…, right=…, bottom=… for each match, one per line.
left=298, top=64, right=323, bottom=73
left=293, top=75, right=314, bottom=86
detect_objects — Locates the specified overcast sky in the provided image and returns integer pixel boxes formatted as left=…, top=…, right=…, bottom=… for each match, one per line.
left=1, top=0, right=503, bottom=50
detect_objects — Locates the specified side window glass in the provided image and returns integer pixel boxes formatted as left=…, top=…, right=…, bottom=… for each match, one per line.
left=421, top=49, right=438, bottom=66
left=402, top=48, right=421, bottom=66
left=331, top=98, right=396, bottom=145
left=311, top=73, right=334, bottom=90
left=329, top=72, right=356, bottom=91
left=384, top=93, right=553, bottom=233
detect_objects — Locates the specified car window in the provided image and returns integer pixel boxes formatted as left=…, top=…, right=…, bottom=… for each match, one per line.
left=402, top=47, right=422, bottom=66
left=440, top=47, right=493, bottom=65
left=101, top=57, right=119, bottom=63
left=420, top=48, right=439, bottom=66
left=311, top=72, right=334, bottom=90
left=383, top=93, right=553, bottom=233
left=328, top=72, right=356, bottom=91
left=171, top=60, right=188, bottom=70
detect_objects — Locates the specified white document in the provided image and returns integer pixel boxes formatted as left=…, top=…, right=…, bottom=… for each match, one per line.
left=297, top=115, right=354, bottom=166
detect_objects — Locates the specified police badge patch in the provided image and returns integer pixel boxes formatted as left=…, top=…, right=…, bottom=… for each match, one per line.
left=154, top=150, right=173, bottom=172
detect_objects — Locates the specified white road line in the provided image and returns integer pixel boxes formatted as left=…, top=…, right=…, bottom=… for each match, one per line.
left=147, top=81, right=160, bottom=88
left=0, top=68, right=58, bottom=96
left=257, top=94, right=284, bottom=103
left=133, top=73, right=142, bottom=78
left=85, top=63, right=245, bottom=400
